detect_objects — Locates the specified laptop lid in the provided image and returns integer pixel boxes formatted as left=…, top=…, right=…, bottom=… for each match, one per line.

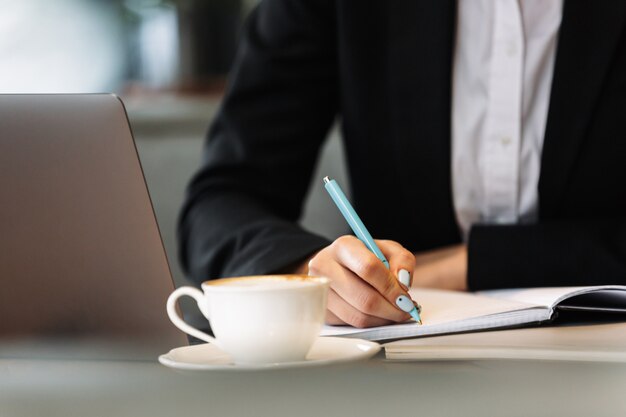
left=0, top=94, right=186, bottom=352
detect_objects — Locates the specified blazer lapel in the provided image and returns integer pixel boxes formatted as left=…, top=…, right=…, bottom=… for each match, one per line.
left=539, top=0, right=626, bottom=216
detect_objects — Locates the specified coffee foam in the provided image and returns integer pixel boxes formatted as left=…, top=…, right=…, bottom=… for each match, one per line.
left=222, top=279, right=315, bottom=288
left=203, top=275, right=328, bottom=291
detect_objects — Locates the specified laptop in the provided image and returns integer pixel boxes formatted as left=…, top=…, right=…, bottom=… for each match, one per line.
left=0, top=94, right=187, bottom=356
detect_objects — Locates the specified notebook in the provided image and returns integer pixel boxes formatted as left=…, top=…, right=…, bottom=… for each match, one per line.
left=320, top=285, right=626, bottom=341
left=384, top=322, right=626, bottom=362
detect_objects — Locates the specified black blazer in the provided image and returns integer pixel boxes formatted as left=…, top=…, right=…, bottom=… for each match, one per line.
left=179, top=0, right=626, bottom=290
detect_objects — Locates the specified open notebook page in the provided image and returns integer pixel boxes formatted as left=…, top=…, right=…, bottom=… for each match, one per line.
left=320, top=288, right=551, bottom=341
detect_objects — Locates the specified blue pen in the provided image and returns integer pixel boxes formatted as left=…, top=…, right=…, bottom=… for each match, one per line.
left=323, top=176, right=422, bottom=324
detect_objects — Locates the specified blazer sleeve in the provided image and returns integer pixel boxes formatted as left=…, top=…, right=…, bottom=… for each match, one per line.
left=467, top=219, right=626, bottom=290
left=178, top=0, right=337, bottom=284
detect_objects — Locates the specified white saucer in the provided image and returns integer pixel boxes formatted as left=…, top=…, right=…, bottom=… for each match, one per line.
left=158, top=336, right=380, bottom=371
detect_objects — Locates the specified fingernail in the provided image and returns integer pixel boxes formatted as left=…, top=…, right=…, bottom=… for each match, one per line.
left=395, top=295, right=415, bottom=313
left=398, top=269, right=410, bottom=288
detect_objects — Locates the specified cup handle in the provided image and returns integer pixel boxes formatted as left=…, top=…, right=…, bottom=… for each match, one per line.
left=166, top=286, right=218, bottom=345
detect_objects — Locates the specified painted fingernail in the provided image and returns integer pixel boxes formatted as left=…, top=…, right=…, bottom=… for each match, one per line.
left=395, top=295, right=415, bottom=313
left=397, top=295, right=423, bottom=324
left=398, top=269, right=410, bottom=288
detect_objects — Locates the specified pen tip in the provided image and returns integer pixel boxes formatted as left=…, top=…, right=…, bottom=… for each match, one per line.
left=409, top=307, right=422, bottom=325
left=323, top=176, right=330, bottom=184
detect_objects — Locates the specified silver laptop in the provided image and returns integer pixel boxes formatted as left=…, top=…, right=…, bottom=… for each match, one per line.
left=0, top=94, right=186, bottom=354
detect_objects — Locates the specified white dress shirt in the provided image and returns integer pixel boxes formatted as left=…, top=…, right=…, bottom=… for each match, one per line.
left=452, top=0, right=563, bottom=239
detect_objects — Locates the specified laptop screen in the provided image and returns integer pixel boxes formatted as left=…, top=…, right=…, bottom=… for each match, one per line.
left=0, top=94, right=187, bottom=354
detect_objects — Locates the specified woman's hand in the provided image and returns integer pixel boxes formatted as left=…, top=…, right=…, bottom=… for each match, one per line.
left=305, top=236, right=418, bottom=328
left=411, top=244, right=468, bottom=291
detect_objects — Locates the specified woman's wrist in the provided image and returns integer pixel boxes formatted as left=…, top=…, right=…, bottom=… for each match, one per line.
left=412, top=244, right=468, bottom=291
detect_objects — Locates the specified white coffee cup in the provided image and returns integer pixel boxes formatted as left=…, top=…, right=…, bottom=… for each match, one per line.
left=166, top=275, right=330, bottom=364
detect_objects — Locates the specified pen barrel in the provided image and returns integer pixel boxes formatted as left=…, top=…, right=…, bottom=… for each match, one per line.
left=324, top=179, right=389, bottom=268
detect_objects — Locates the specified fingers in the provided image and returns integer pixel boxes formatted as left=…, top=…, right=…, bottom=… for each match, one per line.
left=326, top=260, right=410, bottom=322
left=376, top=239, right=417, bottom=290
left=309, top=235, right=418, bottom=327
left=325, top=308, right=344, bottom=326
left=330, top=236, right=414, bottom=312
left=326, top=289, right=394, bottom=328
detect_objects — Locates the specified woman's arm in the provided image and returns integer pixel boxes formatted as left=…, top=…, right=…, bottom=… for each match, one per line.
left=178, top=0, right=338, bottom=283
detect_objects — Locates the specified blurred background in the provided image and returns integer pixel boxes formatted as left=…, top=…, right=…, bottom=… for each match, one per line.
left=0, top=0, right=348, bottom=292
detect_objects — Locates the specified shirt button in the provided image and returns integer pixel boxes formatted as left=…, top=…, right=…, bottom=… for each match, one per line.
left=501, top=136, right=512, bottom=146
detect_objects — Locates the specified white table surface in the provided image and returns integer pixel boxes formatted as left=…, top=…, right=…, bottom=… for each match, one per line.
left=3, top=324, right=626, bottom=417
